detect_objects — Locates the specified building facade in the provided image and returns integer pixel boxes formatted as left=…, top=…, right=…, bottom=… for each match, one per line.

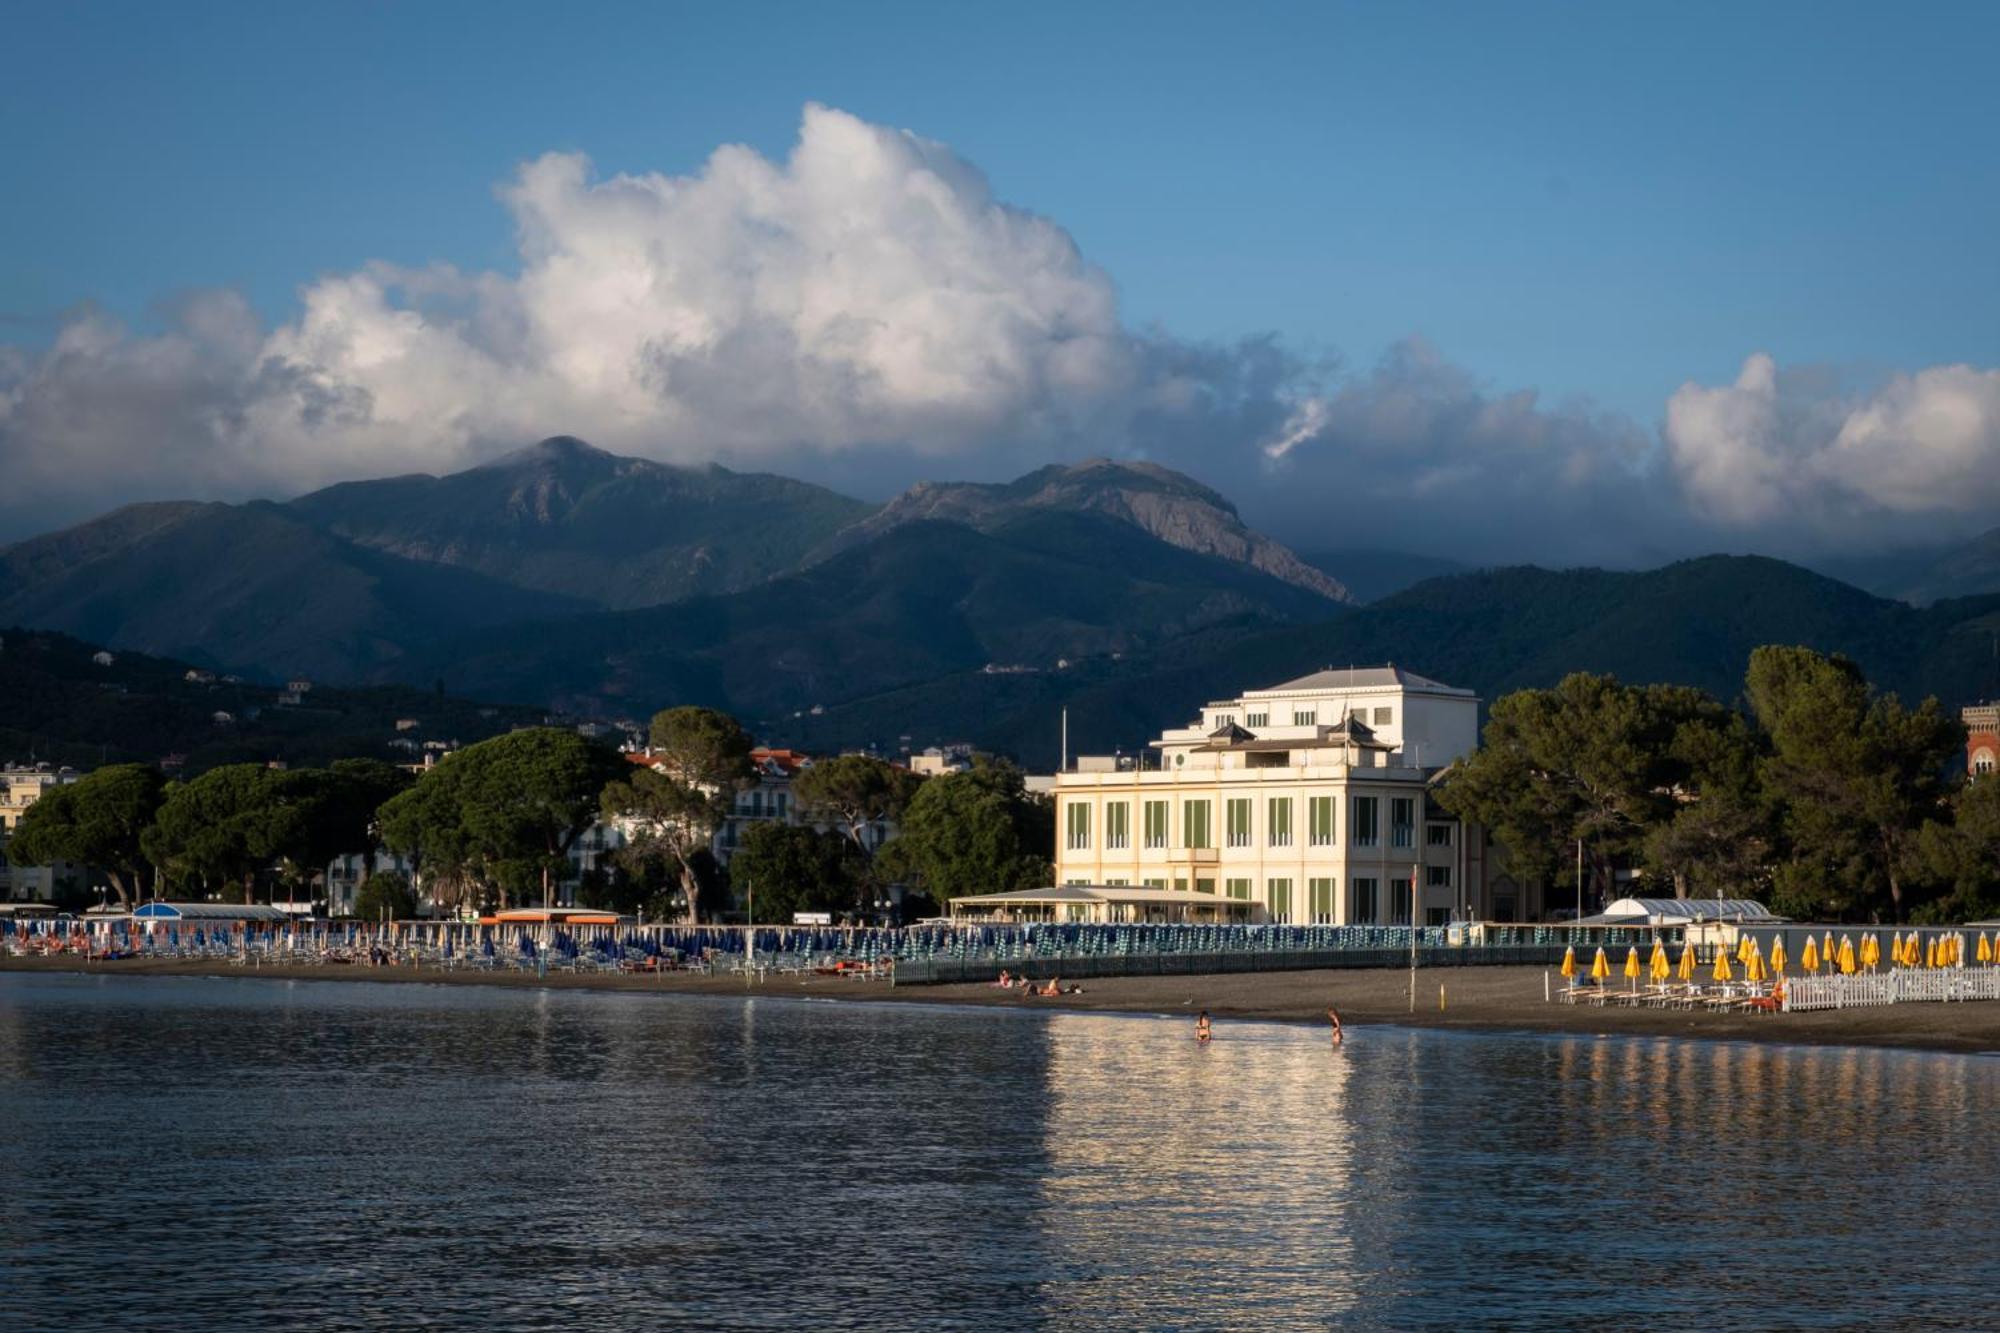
left=0, top=764, right=82, bottom=901
left=1965, top=704, right=1999, bottom=778
left=1052, top=667, right=1501, bottom=925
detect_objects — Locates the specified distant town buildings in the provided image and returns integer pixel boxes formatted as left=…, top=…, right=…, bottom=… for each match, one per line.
left=0, top=764, right=82, bottom=901
left=910, top=744, right=974, bottom=777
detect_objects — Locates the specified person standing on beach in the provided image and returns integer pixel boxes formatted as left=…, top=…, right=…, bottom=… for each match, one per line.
left=1196, top=1011, right=1212, bottom=1042
left=1327, top=1006, right=1343, bottom=1044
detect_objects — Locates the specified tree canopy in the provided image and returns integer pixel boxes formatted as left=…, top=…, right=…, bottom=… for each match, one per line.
left=600, top=707, right=756, bottom=922
left=876, top=758, right=1051, bottom=905
left=5, top=763, right=165, bottom=906
left=1439, top=648, right=1968, bottom=923
left=729, top=822, right=867, bottom=923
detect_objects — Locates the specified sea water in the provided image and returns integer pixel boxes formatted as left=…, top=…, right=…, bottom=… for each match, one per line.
left=0, top=973, right=1992, bottom=1330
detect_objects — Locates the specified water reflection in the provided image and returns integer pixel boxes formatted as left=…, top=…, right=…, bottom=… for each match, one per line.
left=0, top=975, right=1993, bottom=1331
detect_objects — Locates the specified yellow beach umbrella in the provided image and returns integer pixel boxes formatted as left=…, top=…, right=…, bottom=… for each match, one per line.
left=1955, top=933, right=1967, bottom=967
left=1746, top=947, right=1768, bottom=984
left=1560, top=944, right=1577, bottom=979
left=1925, top=936, right=1938, bottom=969
left=1624, top=946, right=1642, bottom=983
left=1591, top=946, right=1611, bottom=982
left=1838, top=937, right=1858, bottom=975
left=1768, top=935, right=1787, bottom=974
left=1980, top=932, right=1994, bottom=965
left=1677, top=941, right=1697, bottom=982
left=1889, top=931, right=1902, bottom=966
left=1823, top=931, right=1836, bottom=963
left=1712, top=948, right=1734, bottom=982
left=1801, top=936, right=1820, bottom=972
left=1737, top=935, right=1755, bottom=964
left=1860, top=934, right=1877, bottom=971
left=1650, top=939, right=1670, bottom=982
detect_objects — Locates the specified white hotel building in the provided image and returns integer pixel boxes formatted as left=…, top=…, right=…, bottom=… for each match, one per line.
left=1048, top=667, right=1505, bottom=925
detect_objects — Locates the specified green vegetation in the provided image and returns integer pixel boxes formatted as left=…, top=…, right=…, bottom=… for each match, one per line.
left=600, top=707, right=756, bottom=921
left=874, top=759, right=1050, bottom=906
left=5, top=763, right=165, bottom=907
left=1436, top=646, right=1974, bottom=924
left=730, top=823, right=867, bottom=923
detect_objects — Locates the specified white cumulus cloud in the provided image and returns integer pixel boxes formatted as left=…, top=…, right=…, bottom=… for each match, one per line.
left=1665, top=353, right=2000, bottom=545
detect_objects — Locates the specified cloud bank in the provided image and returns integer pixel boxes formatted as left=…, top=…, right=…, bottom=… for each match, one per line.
left=4, top=103, right=1999, bottom=565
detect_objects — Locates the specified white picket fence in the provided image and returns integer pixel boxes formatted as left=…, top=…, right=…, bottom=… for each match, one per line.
left=1783, top=968, right=2000, bottom=1012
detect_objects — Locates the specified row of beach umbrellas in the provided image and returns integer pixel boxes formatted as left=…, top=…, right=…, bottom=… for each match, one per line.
left=1561, top=929, right=1999, bottom=986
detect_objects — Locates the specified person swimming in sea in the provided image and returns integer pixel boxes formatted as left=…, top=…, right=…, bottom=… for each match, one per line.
left=1195, top=1011, right=1212, bottom=1042
left=1327, top=1006, right=1343, bottom=1044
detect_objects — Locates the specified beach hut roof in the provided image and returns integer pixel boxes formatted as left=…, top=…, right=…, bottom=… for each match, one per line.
left=130, top=902, right=291, bottom=922
left=1582, top=897, right=1784, bottom=926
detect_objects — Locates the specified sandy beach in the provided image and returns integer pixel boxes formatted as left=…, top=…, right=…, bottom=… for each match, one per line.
left=8, top=954, right=2000, bottom=1054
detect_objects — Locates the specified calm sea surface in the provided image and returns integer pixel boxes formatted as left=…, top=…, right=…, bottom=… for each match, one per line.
left=0, top=974, right=1993, bottom=1331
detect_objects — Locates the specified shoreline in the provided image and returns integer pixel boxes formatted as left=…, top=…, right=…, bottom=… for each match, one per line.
left=6, top=956, right=1999, bottom=1055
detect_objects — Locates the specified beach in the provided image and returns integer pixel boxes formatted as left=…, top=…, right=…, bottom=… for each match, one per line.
left=7, top=954, right=1999, bottom=1053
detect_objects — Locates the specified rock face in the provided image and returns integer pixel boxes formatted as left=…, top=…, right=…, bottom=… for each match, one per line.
left=825, top=458, right=1353, bottom=603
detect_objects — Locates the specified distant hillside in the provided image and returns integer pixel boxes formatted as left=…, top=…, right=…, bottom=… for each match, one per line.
left=287, top=436, right=875, bottom=609
left=0, top=501, right=587, bottom=680
left=783, top=556, right=2000, bottom=766
left=0, top=628, right=544, bottom=775
left=1817, top=528, right=2000, bottom=607
left=400, top=514, right=1342, bottom=721
left=1, top=445, right=1347, bottom=690
left=824, top=458, right=1351, bottom=602
left=1296, top=548, right=1469, bottom=604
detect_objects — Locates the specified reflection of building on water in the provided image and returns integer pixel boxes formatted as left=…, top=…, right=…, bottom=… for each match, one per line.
left=1032, top=1015, right=1364, bottom=1323
left=965, top=667, right=1538, bottom=925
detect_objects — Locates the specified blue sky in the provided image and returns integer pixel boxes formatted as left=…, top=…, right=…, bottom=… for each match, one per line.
left=4, top=0, right=1999, bottom=559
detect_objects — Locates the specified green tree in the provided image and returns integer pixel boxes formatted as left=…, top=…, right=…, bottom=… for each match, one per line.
left=730, top=822, right=866, bottom=922
left=1435, top=674, right=1726, bottom=911
left=792, top=755, right=923, bottom=856
left=1911, top=776, right=2000, bottom=923
left=1747, top=645, right=1962, bottom=921
left=5, top=763, right=165, bottom=907
left=379, top=728, right=623, bottom=911
left=877, top=758, right=1050, bottom=905
left=601, top=707, right=755, bottom=922
left=353, top=870, right=417, bottom=922
left=1643, top=708, right=1776, bottom=898
left=141, top=764, right=282, bottom=899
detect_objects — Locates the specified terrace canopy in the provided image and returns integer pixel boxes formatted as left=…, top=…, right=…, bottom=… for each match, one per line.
left=948, top=885, right=1240, bottom=924
left=1579, top=897, right=1782, bottom=927
left=130, top=902, right=292, bottom=924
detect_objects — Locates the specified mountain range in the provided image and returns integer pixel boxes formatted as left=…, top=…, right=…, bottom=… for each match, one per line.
left=9, top=437, right=2000, bottom=766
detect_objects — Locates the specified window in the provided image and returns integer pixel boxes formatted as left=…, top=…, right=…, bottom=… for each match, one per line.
left=1105, top=801, right=1130, bottom=850
left=1309, top=877, right=1335, bottom=923
left=1353, top=877, right=1379, bottom=924
left=1065, top=801, right=1091, bottom=851
left=1268, top=797, right=1292, bottom=847
left=1226, top=798, right=1252, bottom=847
left=1144, top=800, right=1168, bottom=849
left=1183, top=800, right=1211, bottom=849
left=1391, top=797, right=1415, bottom=848
left=1351, top=796, right=1379, bottom=847
left=1246, top=711, right=1269, bottom=728
left=1309, top=797, right=1335, bottom=846
left=1426, top=865, right=1452, bottom=889
left=1196, top=877, right=1217, bottom=895
left=1294, top=709, right=1316, bottom=725
left=1144, top=877, right=1167, bottom=889
left=1225, top=877, right=1252, bottom=901
left=1106, top=878, right=1128, bottom=887
left=1266, top=877, right=1291, bottom=922
left=1173, top=876, right=1188, bottom=893
left=1391, top=878, right=1413, bottom=925
left=1215, top=714, right=1235, bottom=728
left=1373, top=706, right=1393, bottom=725
left=1065, top=877, right=1088, bottom=886
left=1426, top=907, right=1449, bottom=927
left=1426, top=822, right=1453, bottom=847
